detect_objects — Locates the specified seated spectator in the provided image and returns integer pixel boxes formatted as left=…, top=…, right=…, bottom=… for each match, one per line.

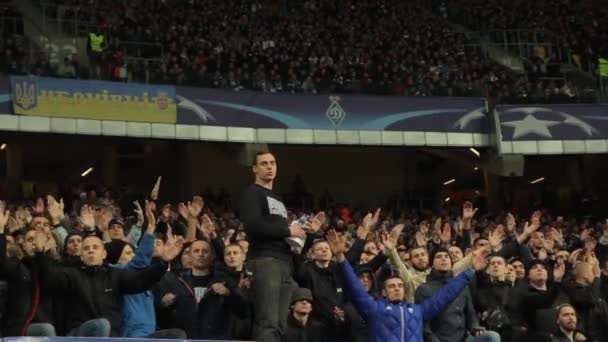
left=282, top=288, right=329, bottom=342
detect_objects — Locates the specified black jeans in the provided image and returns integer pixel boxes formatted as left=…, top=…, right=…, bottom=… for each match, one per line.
left=248, top=257, right=297, bottom=342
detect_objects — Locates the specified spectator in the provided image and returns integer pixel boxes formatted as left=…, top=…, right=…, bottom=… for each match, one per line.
left=36, top=233, right=178, bottom=337
left=282, top=288, right=329, bottom=342
left=326, top=229, right=489, bottom=342
left=562, top=256, right=608, bottom=342
left=237, top=151, right=311, bottom=342
left=416, top=248, right=501, bottom=342
left=552, top=304, right=586, bottom=342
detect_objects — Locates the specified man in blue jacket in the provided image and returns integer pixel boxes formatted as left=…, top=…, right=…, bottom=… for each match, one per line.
left=326, top=230, right=489, bottom=342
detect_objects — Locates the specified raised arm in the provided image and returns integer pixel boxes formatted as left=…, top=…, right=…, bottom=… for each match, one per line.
left=126, top=232, right=155, bottom=270
left=35, top=231, right=71, bottom=292
left=118, top=225, right=182, bottom=293
left=327, top=229, right=377, bottom=321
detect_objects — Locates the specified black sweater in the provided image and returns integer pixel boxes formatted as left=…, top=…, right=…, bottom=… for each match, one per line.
left=238, top=184, right=291, bottom=261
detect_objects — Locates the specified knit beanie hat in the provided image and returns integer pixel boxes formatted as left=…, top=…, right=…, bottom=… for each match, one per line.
left=105, top=239, right=132, bottom=265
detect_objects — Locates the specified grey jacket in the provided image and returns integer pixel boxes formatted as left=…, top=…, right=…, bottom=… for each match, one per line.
left=415, top=269, right=481, bottom=342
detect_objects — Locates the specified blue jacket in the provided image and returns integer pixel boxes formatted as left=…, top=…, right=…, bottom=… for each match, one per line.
left=113, top=232, right=156, bottom=338
left=339, top=260, right=475, bottom=342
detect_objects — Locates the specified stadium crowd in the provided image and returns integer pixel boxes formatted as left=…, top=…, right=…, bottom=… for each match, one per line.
left=0, top=151, right=608, bottom=342
left=0, top=0, right=600, bottom=103
left=432, top=0, right=608, bottom=74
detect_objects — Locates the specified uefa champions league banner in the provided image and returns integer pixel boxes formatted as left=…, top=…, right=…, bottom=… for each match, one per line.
left=9, top=76, right=177, bottom=123
left=497, top=104, right=608, bottom=141
left=175, top=86, right=488, bottom=132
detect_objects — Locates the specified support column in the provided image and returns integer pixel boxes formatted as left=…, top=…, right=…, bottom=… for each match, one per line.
left=103, top=145, right=118, bottom=187
left=483, top=170, right=500, bottom=211
left=6, top=144, right=23, bottom=199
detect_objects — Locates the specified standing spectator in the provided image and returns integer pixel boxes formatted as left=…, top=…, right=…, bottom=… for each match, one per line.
left=416, top=248, right=500, bottom=342
left=237, top=151, right=308, bottom=342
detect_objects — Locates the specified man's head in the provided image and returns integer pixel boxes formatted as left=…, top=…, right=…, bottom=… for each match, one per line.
left=81, top=236, right=107, bottom=266
left=190, top=240, right=214, bottom=271
left=21, top=229, right=37, bottom=257
left=574, top=261, right=595, bottom=286
left=555, top=250, right=570, bottom=263
left=487, top=255, right=507, bottom=280
left=357, top=268, right=374, bottom=292
left=409, top=247, right=429, bottom=271
left=364, top=241, right=379, bottom=255
left=505, top=264, right=515, bottom=283
left=431, top=249, right=453, bottom=272
left=108, top=218, right=125, bottom=240
left=65, top=234, right=82, bottom=256
left=448, top=245, right=464, bottom=263
left=180, top=243, right=193, bottom=269
left=359, top=251, right=374, bottom=264
left=397, top=245, right=409, bottom=263
left=556, top=304, right=577, bottom=332
left=224, top=243, right=245, bottom=269
left=290, top=288, right=313, bottom=315
left=311, top=240, right=332, bottom=263
left=105, top=239, right=135, bottom=265
left=511, top=259, right=526, bottom=280
left=473, top=237, right=490, bottom=250
left=252, top=152, right=276, bottom=184
left=529, top=231, right=545, bottom=250
left=30, top=214, right=52, bottom=235
left=383, top=276, right=405, bottom=302
left=527, top=261, right=548, bottom=284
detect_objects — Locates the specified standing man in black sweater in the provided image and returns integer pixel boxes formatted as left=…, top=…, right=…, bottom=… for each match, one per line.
left=237, top=151, right=310, bottom=342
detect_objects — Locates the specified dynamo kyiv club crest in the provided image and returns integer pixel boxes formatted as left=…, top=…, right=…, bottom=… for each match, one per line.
left=326, top=96, right=346, bottom=127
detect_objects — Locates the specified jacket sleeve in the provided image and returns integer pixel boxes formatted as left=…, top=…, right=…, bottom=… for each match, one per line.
left=128, top=225, right=143, bottom=247
left=338, top=260, right=377, bottom=321
left=238, top=189, right=290, bottom=239
left=117, top=259, right=168, bottom=294
left=346, top=237, right=366, bottom=265
left=126, top=232, right=155, bottom=270
left=365, top=251, right=388, bottom=272
left=36, top=252, right=71, bottom=292
left=0, top=234, right=21, bottom=279
left=52, top=225, right=68, bottom=250
left=453, top=254, right=472, bottom=276
left=420, top=269, right=474, bottom=322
